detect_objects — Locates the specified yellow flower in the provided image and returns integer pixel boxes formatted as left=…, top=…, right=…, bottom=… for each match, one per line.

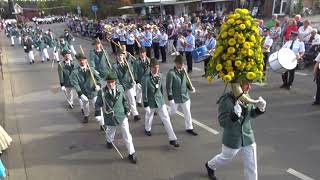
left=228, top=72, right=235, bottom=77
left=226, top=67, right=234, bottom=72
left=227, top=18, right=235, bottom=24
left=207, top=76, right=213, bottom=83
left=250, top=35, right=256, bottom=43
left=216, top=64, right=223, bottom=71
left=256, top=71, right=264, bottom=78
left=239, top=9, right=250, bottom=15
left=246, top=64, right=252, bottom=70
left=246, top=72, right=256, bottom=80
left=226, top=60, right=232, bottom=66
left=240, top=48, right=247, bottom=55
left=227, top=47, right=235, bottom=54
left=259, top=64, right=264, bottom=71
left=236, top=20, right=242, bottom=24
left=245, top=20, right=251, bottom=28
left=237, top=36, right=246, bottom=44
left=216, top=46, right=224, bottom=53
left=248, top=49, right=254, bottom=57
left=228, top=38, right=237, bottom=46
left=235, top=60, right=242, bottom=67
left=243, top=42, right=251, bottom=49
left=221, top=32, right=228, bottom=39
left=239, top=24, right=246, bottom=30
left=218, top=72, right=225, bottom=78
left=234, top=13, right=241, bottom=19
left=228, top=29, right=235, bottom=36
left=223, top=75, right=232, bottom=82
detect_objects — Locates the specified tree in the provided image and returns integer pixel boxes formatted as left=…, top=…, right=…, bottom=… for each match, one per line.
left=293, top=0, right=304, bottom=15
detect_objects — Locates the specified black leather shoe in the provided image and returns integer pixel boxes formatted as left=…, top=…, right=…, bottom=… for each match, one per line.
left=280, top=84, right=287, bottom=88
left=106, top=142, right=113, bottom=149
left=100, top=125, right=105, bottom=131
left=134, top=115, right=141, bottom=121
left=137, top=103, right=143, bottom=107
left=82, top=116, right=89, bottom=124
left=169, top=140, right=180, bottom=147
left=186, top=129, right=198, bottom=136
left=47, top=58, right=50, bottom=62
left=154, top=112, right=158, bottom=116
left=128, top=153, right=137, bottom=164
left=81, top=109, right=84, bottom=115
left=32, top=60, right=35, bottom=63
left=312, top=101, right=320, bottom=105
left=205, top=163, right=217, bottom=180
left=145, top=130, right=152, bottom=136
left=69, top=103, right=74, bottom=109
left=286, top=85, right=292, bottom=90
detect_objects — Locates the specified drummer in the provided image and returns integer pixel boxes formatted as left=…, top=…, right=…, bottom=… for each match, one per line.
left=280, top=31, right=305, bottom=90
left=202, top=30, right=216, bottom=77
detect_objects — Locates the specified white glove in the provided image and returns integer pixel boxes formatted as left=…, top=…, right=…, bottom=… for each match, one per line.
left=233, top=100, right=242, bottom=117
left=46, top=45, right=49, bottom=48
left=80, top=94, right=89, bottom=103
left=95, top=116, right=103, bottom=125
left=95, top=85, right=101, bottom=92
left=256, top=96, right=266, bottom=112
left=36, top=47, right=39, bottom=50
left=23, top=46, right=27, bottom=49
left=136, top=83, right=142, bottom=89
left=169, top=100, right=177, bottom=114
left=61, top=86, right=66, bottom=92
left=190, top=87, right=196, bottom=93
left=169, top=100, right=175, bottom=106
left=126, top=111, right=131, bottom=117
left=144, top=106, right=151, bottom=114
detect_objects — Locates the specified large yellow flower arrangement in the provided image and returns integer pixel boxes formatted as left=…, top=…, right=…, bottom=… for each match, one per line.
left=207, top=9, right=265, bottom=83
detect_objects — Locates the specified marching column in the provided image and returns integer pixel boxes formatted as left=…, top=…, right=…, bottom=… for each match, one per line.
left=95, top=72, right=137, bottom=164
left=21, top=34, right=35, bottom=64
left=89, top=39, right=111, bottom=79
left=141, top=58, right=179, bottom=147
left=166, top=55, right=198, bottom=136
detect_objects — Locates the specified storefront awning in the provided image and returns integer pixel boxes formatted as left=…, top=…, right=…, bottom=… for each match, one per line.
left=119, top=0, right=200, bottom=9
left=202, top=0, right=233, bottom=3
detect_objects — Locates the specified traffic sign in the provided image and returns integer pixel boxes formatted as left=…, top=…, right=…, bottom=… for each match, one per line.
left=91, top=5, right=98, bottom=13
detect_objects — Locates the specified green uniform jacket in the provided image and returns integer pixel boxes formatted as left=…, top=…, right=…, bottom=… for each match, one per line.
left=141, top=73, right=165, bottom=108
left=58, top=60, right=78, bottom=88
left=95, top=85, right=130, bottom=126
left=166, top=67, right=191, bottom=103
left=217, top=93, right=264, bottom=149
left=34, top=37, right=46, bottom=51
left=64, top=33, right=74, bottom=44
left=9, top=28, right=20, bottom=37
left=89, top=49, right=110, bottom=79
left=133, top=57, right=150, bottom=83
left=58, top=42, right=71, bottom=55
left=44, top=34, right=58, bottom=48
left=70, top=67, right=102, bottom=99
left=112, top=61, right=135, bottom=90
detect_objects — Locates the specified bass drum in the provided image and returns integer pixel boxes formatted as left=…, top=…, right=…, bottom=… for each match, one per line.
left=268, top=48, right=297, bottom=73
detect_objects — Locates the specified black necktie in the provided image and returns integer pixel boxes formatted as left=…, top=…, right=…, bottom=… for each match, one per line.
left=289, top=40, right=295, bottom=50
left=111, top=89, right=115, bottom=97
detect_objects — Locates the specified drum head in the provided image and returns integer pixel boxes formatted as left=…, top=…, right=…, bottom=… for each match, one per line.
left=278, top=48, right=297, bottom=70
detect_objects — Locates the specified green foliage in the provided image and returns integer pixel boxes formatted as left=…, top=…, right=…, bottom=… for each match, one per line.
left=293, top=0, right=304, bottom=15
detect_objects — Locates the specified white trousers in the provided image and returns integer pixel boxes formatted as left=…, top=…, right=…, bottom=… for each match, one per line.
left=39, top=48, right=49, bottom=61
left=65, top=88, right=84, bottom=108
left=145, top=104, right=177, bottom=141
left=70, top=44, right=77, bottom=56
left=168, top=39, right=174, bottom=53
left=125, top=87, right=139, bottom=116
left=10, top=36, right=15, bottom=45
left=208, top=143, right=258, bottom=180
left=105, top=118, right=135, bottom=155
left=135, top=84, right=142, bottom=104
left=169, top=99, right=193, bottom=130
left=25, top=51, right=35, bottom=63
left=49, top=47, right=60, bottom=62
left=83, top=96, right=97, bottom=117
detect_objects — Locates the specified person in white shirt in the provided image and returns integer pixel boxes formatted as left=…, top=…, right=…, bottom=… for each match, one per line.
left=159, top=28, right=168, bottom=63
left=262, top=28, right=273, bottom=71
left=298, top=19, right=313, bottom=42
left=312, top=53, right=320, bottom=105
left=305, top=29, right=320, bottom=47
left=203, top=31, right=216, bottom=76
left=281, top=31, right=305, bottom=90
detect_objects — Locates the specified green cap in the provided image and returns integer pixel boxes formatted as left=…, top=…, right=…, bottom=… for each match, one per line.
left=117, top=49, right=125, bottom=55
left=105, top=72, right=118, bottom=81
left=61, top=49, right=71, bottom=56
left=75, top=53, right=87, bottom=60
left=150, top=58, right=160, bottom=66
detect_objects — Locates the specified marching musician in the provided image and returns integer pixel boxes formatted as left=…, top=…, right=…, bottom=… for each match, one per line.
left=118, top=24, right=127, bottom=46
left=166, top=55, right=197, bottom=136
left=159, top=28, right=168, bottom=63
left=280, top=31, right=305, bottom=90
left=9, top=25, right=21, bottom=46
left=141, top=58, right=180, bottom=147
left=205, top=81, right=266, bottom=180
left=112, top=50, right=141, bottom=121
left=152, top=26, right=161, bottom=60
left=45, top=29, right=60, bottom=63
left=58, top=50, right=82, bottom=110
left=34, top=31, right=50, bottom=63
left=262, top=28, right=273, bottom=71
left=133, top=48, right=150, bottom=107
left=203, top=31, right=216, bottom=77
left=94, top=72, right=137, bottom=164
left=70, top=53, right=102, bottom=124
left=89, top=39, right=110, bottom=79
left=111, top=26, right=120, bottom=54
left=58, top=35, right=72, bottom=57
left=142, top=25, right=153, bottom=58
left=184, top=29, right=195, bottom=73
left=63, top=29, right=77, bottom=55
left=22, top=33, right=35, bottom=64
left=126, top=28, right=135, bottom=56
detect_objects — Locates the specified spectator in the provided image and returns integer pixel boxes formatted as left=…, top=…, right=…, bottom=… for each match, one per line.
left=295, top=14, right=303, bottom=28
left=266, top=14, right=278, bottom=29
left=298, top=19, right=313, bottom=42
left=270, top=20, right=281, bottom=52
left=280, top=16, right=289, bottom=43
left=283, top=19, right=298, bottom=42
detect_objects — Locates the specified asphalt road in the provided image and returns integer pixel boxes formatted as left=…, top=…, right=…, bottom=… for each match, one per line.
left=2, top=22, right=320, bottom=180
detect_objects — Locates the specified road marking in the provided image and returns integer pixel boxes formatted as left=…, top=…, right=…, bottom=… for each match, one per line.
left=252, top=82, right=267, bottom=87
left=295, top=72, right=308, bottom=76
left=287, top=168, right=315, bottom=180
left=176, top=111, right=219, bottom=135
left=193, top=67, right=202, bottom=72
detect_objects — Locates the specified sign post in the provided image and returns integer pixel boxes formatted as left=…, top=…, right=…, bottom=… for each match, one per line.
left=91, top=5, right=98, bottom=21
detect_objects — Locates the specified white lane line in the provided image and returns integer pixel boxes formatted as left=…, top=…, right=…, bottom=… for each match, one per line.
left=295, top=72, right=308, bottom=76
left=286, top=168, right=315, bottom=180
left=193, top=67, right=202, bottom=71
left=252, top=82, right=267, bottom=87
left=176, top=111, right=219, bottom=135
